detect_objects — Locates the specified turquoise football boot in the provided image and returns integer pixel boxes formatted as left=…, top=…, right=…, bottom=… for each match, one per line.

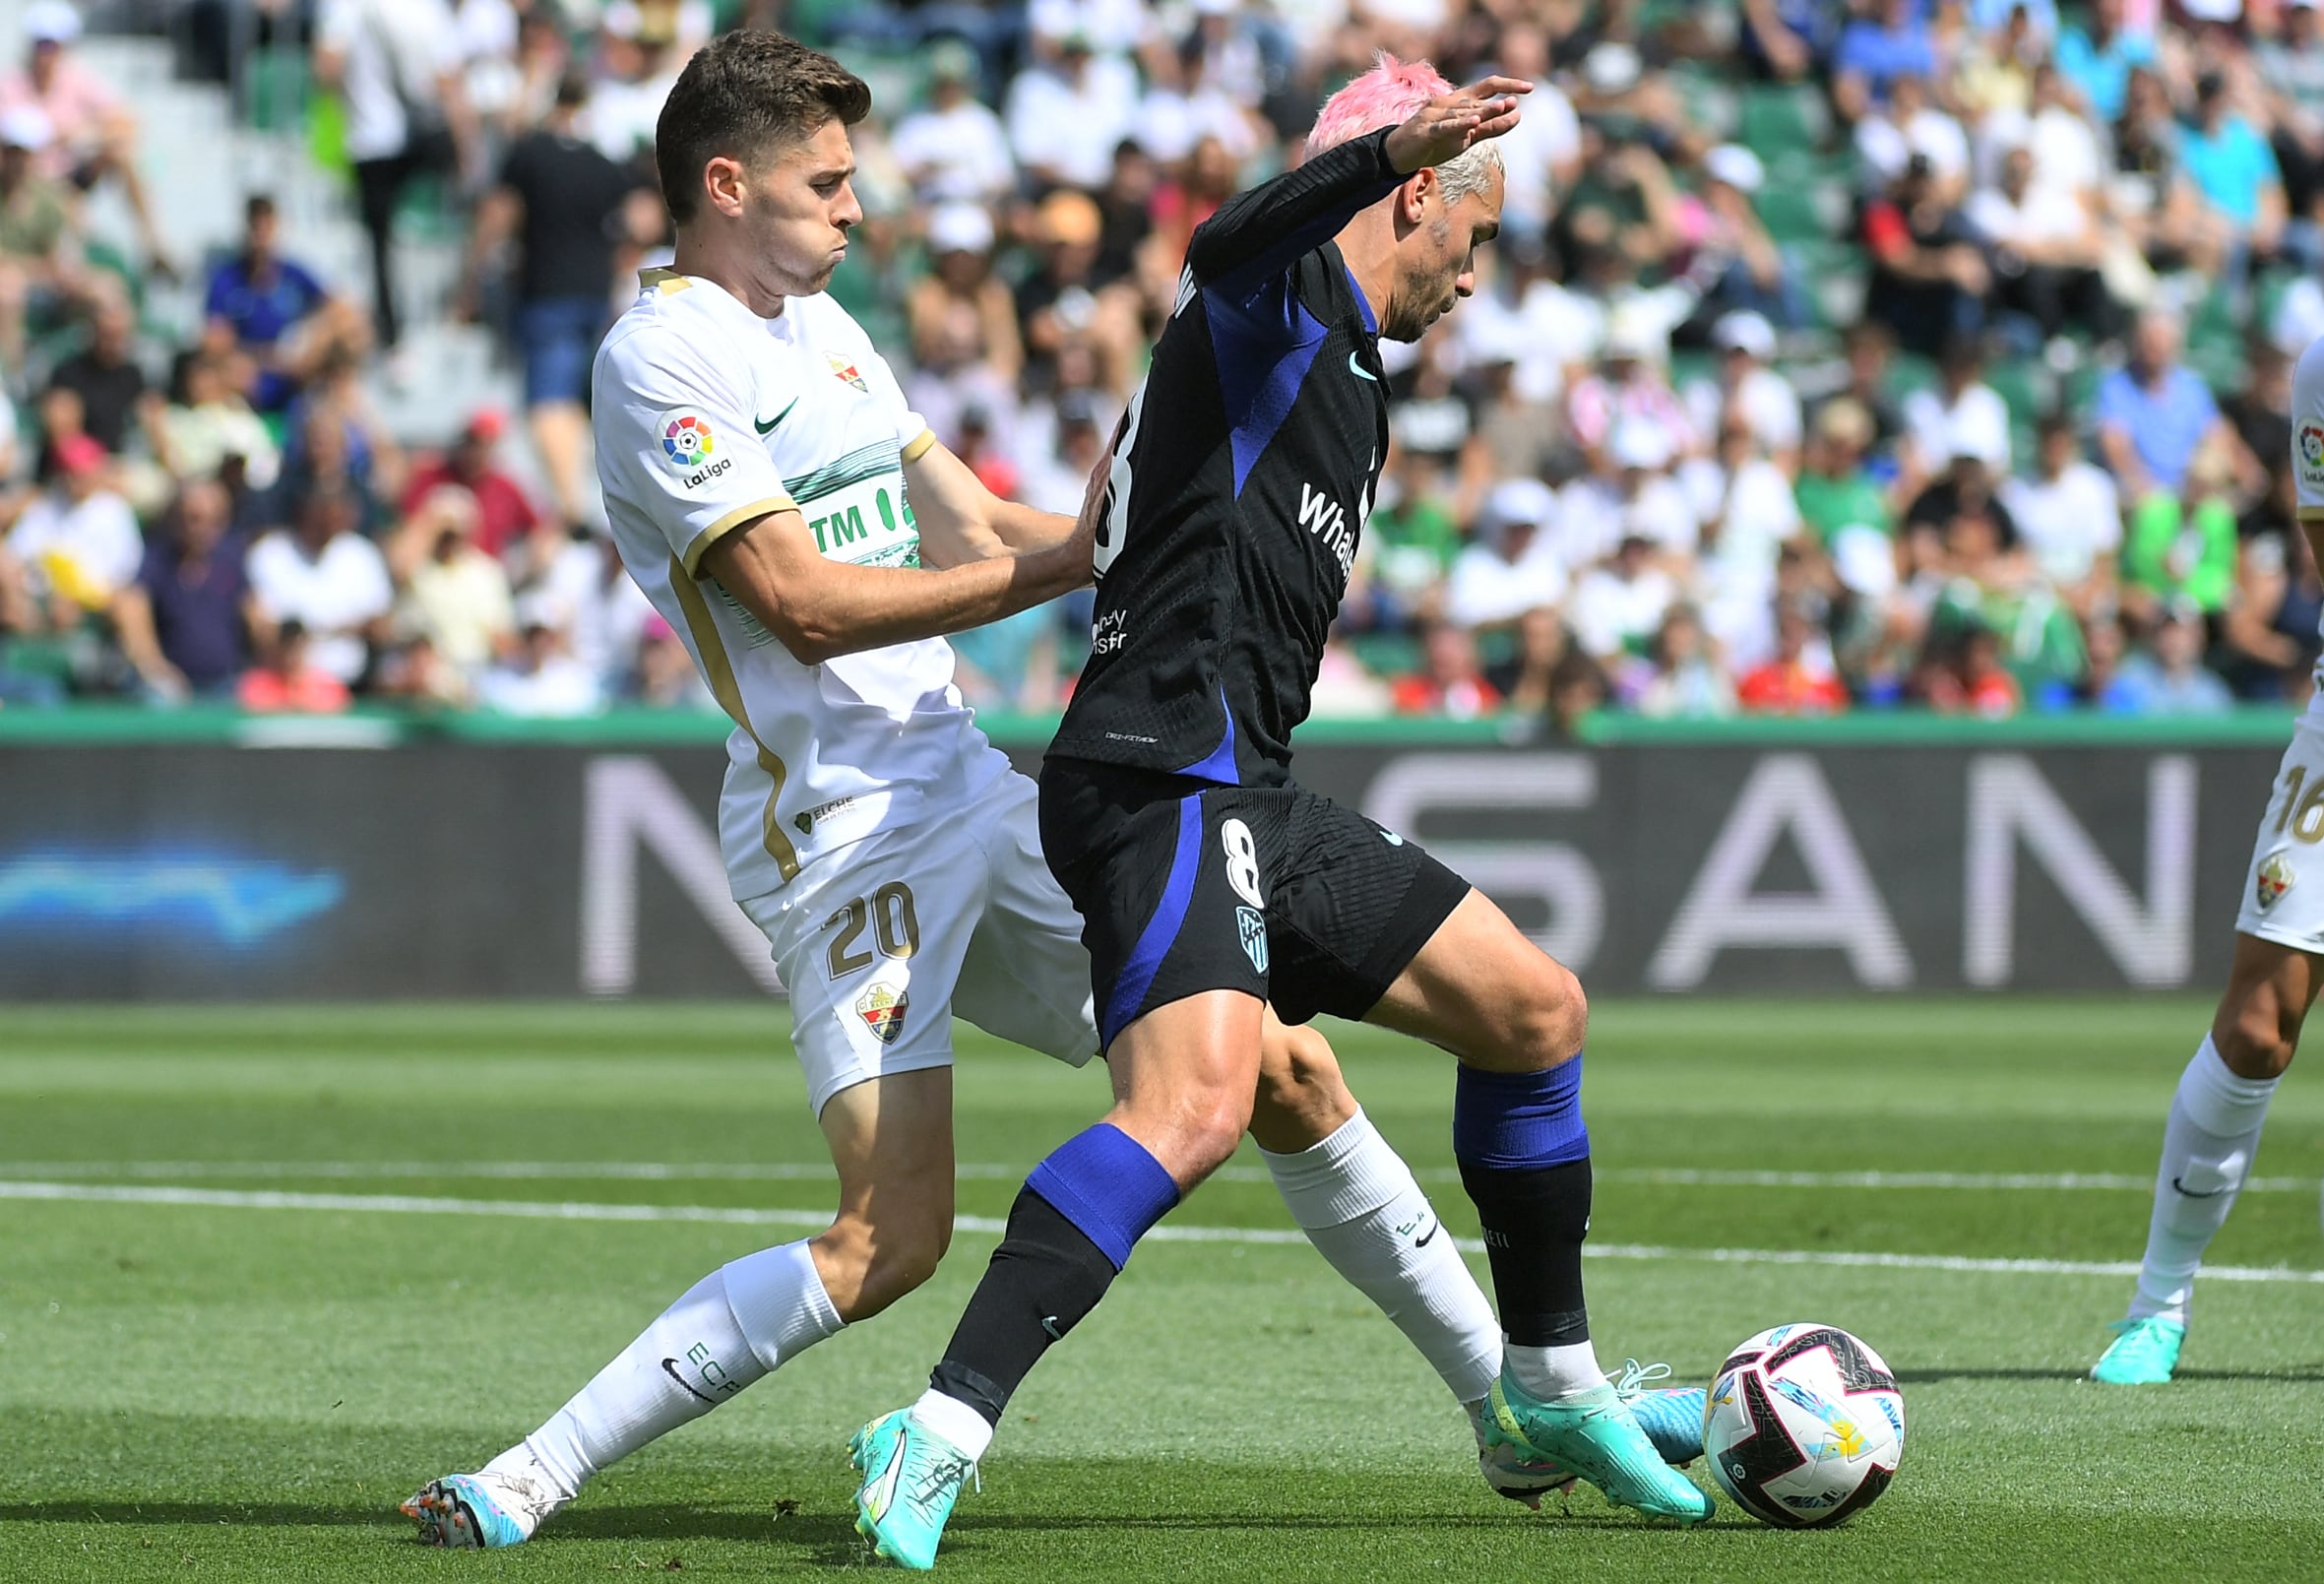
left=1475, top=1360, right=1705, bottom=1507
left=401, top=1471, right=559, bottom=1549
left=850, top=1409, right=978, bottom=1570
left=1486, top=1371, right=1715, bottom=1525
left=2091, top=1316, right=2186, bottom=1384
left=1608, top=1360, right=1708, bottom=1468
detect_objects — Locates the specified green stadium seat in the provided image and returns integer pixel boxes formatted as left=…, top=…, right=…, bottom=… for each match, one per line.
left=1985, top=359, right=2046, bottom=427
left=1351, top=631, right=1422, bottom=679
left=1754, top=185, right=1826, bottom=242
left=1739, top=84, right=1830, bottom=158
left=243, top=48, right=309, bottom=134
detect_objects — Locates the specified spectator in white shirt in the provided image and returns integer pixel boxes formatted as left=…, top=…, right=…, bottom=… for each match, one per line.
left=1488, top=23, right=1584, bottom=243
left=245, top=486, right=394, bottom=687
left=1684, top=311, right=1803, bottom=475
left=1855, top=72, right=1971, bottom=201
left=1444, top=477, right=1570, bottom=630
left=1137, top=32, right=1265, bottom=163
left=1968, top=145, right=2123, bottom=346
left=1007, top=32, right=1136, bottom=191
left=2001, top=412, right=2123, bottom=616
left=7, top=432, right=139, bottom=618
left=1905, top=337, right=2013, bottom=477
left=315, top=0, right=475, bottom=348
left=1570, top=532, right=1680, bottom=663
left=891, top=41, right=1016, bottom=204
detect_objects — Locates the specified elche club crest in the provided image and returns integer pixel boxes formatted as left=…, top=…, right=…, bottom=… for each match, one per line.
left=2258, top=851, right=2295, bottom=911
left=826, top=352, right=868, bottom=392
left=856, top=981, right=909, bottom=1044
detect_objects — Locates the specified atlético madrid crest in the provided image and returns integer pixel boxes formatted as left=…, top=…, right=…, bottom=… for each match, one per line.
left=2258, top=852, right=2295, bottom=911
left=856, top=982, right=909, bottom=1044
left=827, top=352, right=868, bottom=392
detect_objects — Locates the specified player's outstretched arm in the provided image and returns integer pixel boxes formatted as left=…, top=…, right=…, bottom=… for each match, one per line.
left=701, top=500, right=1091, bottom=665
left=904, top=438, right=1090, bottom=568
left=1187, top=75, right=1527, bottom=298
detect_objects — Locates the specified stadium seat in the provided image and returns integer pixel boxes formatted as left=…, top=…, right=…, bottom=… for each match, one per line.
left=242, top=48, right=310, bottom=135
left=1739, top=84, right=1830, bottom=158
left=1755, top=185, right=1827, bottom=243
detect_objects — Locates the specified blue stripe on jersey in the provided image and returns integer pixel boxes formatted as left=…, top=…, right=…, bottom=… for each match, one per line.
left=1173, top=684, right=1239, bottom=784
left=1206, top=279, right=1330, bottom=497
left=1100, top=793, right=1206, bottom=1046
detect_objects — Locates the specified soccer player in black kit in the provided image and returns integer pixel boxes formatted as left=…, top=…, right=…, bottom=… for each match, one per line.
left=849, top=59, right=1713, bottom=1568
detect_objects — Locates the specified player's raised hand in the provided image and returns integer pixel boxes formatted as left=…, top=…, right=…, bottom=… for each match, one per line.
left=1384, top=76, right=1532, bottom=175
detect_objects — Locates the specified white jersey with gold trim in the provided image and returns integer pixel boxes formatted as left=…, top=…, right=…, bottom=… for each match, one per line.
left=2291, top=337, right=2324, bottom=701
left=594, top=271, right=1008, bottom=902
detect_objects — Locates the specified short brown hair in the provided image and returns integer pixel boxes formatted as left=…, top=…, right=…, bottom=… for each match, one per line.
left=656, top=31, right=871, bottom=225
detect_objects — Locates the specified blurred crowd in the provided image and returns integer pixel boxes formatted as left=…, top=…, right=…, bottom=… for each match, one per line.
left=2, top=0, right=2321, bottom=723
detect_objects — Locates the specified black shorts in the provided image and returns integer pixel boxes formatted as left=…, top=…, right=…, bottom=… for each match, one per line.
left=1038, top=757, right=1472, bottom=1047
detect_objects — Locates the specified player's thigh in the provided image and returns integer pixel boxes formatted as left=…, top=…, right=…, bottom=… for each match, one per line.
left=1038, top=762, right=1272, bottom=1052
left=1102, top=985, right=1268, bottom=1189
left=949, top=774, right=1102, bottom=1066
left=817, top=1064, right=957, bottom=1236
left=2221, top=719, right=2324, bottom=1076
left=739, top=838, right=986, bottom=1120
left=1365, top=887, right=1588, bottom=1074
left=2212, top=934, right=2322, bottom=1080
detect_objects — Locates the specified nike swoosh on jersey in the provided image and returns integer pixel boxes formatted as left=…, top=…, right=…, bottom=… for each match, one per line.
left=1414, top=1222, right=1440, bottom=1247
left=660, top=1358, right=718, bottom=1405
left=754, top=399, right=799, bottom=435
left=1348, top=351, right=1378, bottom=383
left=2169, top=1175, right=2230, bottom=1199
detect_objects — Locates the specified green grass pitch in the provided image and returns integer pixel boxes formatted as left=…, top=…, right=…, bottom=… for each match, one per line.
left=5, top=999, right=2324, bottom=1581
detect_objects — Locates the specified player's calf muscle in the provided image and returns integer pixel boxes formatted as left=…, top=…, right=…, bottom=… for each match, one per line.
left=812, top=1206, right=951, bottom=1321
left=2211, top=944, right=2316, bottom=1079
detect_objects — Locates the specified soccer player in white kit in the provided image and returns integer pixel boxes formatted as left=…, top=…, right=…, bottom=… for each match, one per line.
left=2091, top=332, right=2324, bottom=1384
left=403, top=32, right=1551, bottom=1548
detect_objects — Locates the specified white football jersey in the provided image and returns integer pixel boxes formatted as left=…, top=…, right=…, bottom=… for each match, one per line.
left=2290, top=336, right=2324, bottom=700
left=595, top=270, right=1008, bottom=901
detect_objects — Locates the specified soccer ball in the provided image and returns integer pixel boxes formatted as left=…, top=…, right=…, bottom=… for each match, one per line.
left=1702, top=1323, right=1905, bottom=1528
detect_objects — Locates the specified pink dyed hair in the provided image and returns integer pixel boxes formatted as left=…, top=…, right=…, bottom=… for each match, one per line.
left=1305, top=53, right=1501, bottom=200
left=1305, top=53, right=1454, bottom=158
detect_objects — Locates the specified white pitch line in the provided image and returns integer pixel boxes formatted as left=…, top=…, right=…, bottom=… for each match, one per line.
left=0, top=1160, right=2312, bottom=1193
left=6, top=1179, right=2324, bottom=1286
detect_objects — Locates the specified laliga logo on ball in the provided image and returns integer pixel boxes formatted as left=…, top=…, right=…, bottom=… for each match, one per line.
left=662, top=412, right=716, bottom=467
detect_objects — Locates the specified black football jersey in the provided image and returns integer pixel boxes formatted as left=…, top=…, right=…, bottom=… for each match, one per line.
left=1047, top=129, right=1403, bottom=785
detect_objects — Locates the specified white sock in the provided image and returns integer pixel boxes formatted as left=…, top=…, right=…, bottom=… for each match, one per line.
left=911, top=1388, right=996, bottom=1461
left=1261, top=1109, right=1501, bottom=1406
left=493, top=1239, right=844, bottom=1500
left=1504, top=1340, right=1606, bottom=1402
left=2128, top=1037, right=2279, bottom=1325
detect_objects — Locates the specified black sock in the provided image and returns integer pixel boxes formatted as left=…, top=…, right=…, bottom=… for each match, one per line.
left=1458, top=1157, right=1592, bottom=1346
left=927, top=1186, right=1119, bottom=1426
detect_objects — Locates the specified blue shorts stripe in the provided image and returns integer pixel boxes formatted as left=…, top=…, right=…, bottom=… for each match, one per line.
left=1100, top=793, right=1205, bottom=1046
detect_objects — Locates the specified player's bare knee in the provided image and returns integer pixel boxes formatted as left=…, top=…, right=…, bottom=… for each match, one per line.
left=1506, top=960, right=1588, bottom=1071
left=1256, top=1025, right=1351, bottom=1118
left=816, top=1206, right=950, bottom=1319
left=2215, top=990, right=2298, bottom=1080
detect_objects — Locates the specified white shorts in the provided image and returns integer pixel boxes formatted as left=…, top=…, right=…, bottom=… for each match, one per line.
left=2235, top=712, right=2324, bottom=953
left=738, top=771, right=1098, bottom=1115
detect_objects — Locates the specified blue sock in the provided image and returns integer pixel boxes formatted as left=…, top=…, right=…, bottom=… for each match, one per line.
left=1025, top=1122, right=1181, bottom=1269
left=1453, top=1058, right=1593, bottom=1348
left=1453, top=1058, right=1589, bottom=1171
left=929, top=1125, right=1180, bottom=1425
